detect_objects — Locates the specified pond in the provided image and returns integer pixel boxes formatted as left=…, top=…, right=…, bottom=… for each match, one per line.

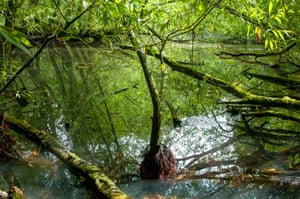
left=1, top=42, right=299, bottom=198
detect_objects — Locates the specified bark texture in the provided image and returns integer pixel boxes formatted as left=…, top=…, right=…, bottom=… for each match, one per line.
left=1, top=115, right=132, bottom=199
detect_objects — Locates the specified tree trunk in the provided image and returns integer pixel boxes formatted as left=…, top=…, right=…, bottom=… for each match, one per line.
left=1, top=115, right=132, bottom=199
left=129, top=32, right=176, bottom=179
left=136, top=49, right=161, bottom=152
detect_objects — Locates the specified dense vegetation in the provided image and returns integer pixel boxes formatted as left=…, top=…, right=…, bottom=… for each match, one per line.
left=0, top=0, right=300, bottom=198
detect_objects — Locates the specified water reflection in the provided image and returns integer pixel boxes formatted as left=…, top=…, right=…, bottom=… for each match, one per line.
left=1, top=113, right=299, bottom=199
left=5, top=158, right=87, bottom=199
left=2, top=43, right=299, bottom=198
left=119, top=114, right=300, bottom=198
left=121, top=178, right=300, bottom=199
left=164, top=114, right=235, bottom=168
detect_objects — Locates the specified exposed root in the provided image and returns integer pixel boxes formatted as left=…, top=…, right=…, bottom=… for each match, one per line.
left=140, top=145, right=176, bottom=179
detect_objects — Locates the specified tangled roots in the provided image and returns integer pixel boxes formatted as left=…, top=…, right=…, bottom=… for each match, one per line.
left=140, top=145, right=176, bottom=179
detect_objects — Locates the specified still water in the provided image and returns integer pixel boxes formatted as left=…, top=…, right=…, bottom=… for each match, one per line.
left=1, top=42, right=300, bottom=198
left=2, top=114, right=299, bottom=198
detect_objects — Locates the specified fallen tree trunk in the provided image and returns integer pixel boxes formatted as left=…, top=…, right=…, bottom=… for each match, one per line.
left=144, top=48, right=300, bottom=109
left=1, top=115, right=132, bottom=199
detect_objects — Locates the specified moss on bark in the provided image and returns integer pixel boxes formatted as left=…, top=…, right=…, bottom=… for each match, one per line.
left=1, top=115, right=132, bottom=199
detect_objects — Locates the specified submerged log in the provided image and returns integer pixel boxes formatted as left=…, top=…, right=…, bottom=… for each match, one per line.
left=1, top=115, right=132, bottom=199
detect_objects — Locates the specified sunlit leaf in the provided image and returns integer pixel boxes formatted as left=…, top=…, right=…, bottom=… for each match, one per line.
left=268, top=1, right=273, bottom=16
left=274, top=16, right=282, bottom=24
left=272, top=30, right=278, bottom=39
left=0, top=26, right=32, bottom=55
left=277, top=31, right=285, bottom=40
left=246, top=25, right=251, bottom=38
left=265, top=39, right=269, bottom=49
left=255, top=27, right=261, bottom=44
left=198, top=4, right=203, bottom=12
left=269, top=40, right=274, bottom=49
left=160, top=63, right=166, bottom=72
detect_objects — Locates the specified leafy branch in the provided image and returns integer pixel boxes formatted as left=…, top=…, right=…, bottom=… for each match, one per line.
left=0, top=1, right=96, bottom=95
left=167, top=0, right=223, bottom=39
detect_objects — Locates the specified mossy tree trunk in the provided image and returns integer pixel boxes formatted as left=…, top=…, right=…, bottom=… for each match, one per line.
left=1, top=115, right=132, bottom=199
left=145, top=48, right=300, bottom=111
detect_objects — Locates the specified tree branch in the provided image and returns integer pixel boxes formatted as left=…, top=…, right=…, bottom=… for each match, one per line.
left=145, top=48, right=300, bottom=109
left=0, top=1, right=96, bottom=95
left=221, top=95, right=300, bottom=109
left=242, top=110, right=300, bottom=123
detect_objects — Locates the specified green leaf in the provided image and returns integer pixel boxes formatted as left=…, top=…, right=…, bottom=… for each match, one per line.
left=269, top=40, right=274, bottom=49
left=265, top=39, right=269, bottom=49
left=274, top=16, right=282, bottom=24
left=0, top=26, right=32, bottom=55
left=277, top=31, right=285, bottom=41
left=272, top=30, right=279, bottom=39
left=198, top=4, right=203, bottom=12
left=246, top=25, right=251, bottom=38
left=269, top=1, right=273, bottom=16
left=295, top=39, right=300, bottom=49
left=0, top=16, right=5, bottom=26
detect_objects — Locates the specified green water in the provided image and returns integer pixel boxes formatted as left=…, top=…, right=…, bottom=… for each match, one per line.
left=1, top=42, right=299, bottom=198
